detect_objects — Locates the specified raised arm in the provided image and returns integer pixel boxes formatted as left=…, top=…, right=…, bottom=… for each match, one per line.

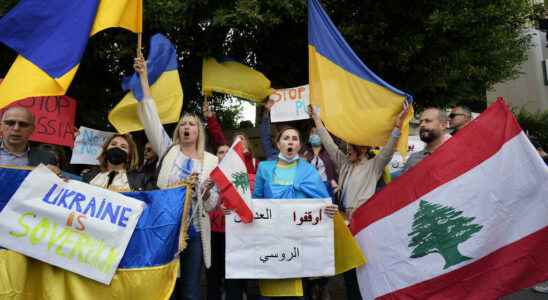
left=134, top=55, right=172, bottom=158
left=259, top=100, right=278, bottom=160
left=203, top=98, right=228, bottom=147
left=372, top=102, right=410, bottom=175
left=309, top=105, right=347, bottom=170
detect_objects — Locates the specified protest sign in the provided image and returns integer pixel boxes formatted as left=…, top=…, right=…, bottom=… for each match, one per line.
left=269, top=85, right=310, bottom=123
left=0, top=165, right=145, bottom=284
left=0, top=96, right=77, bottom=147
left=388, top=135, right=426, bottom=174
left=70, top=127, right=115, bottom=165
left=225, top=198, right=334, bottom=279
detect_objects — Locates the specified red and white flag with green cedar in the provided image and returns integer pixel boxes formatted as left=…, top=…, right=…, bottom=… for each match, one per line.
left=210, top=138, right=253, bottom=223
left=350, top=99, right=548, bottom=299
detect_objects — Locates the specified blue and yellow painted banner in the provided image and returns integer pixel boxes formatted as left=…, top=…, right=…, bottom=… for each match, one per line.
left=308, top=0, right=413, bottom=155
left=109, top=33, right=183, bottom=134
left=202, top=57, right=274, bottom=103
left=0, top=0, right=142, bottom=108
left=0, top=167, right=189, bottom=300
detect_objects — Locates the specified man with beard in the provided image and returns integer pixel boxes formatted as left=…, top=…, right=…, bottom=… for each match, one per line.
left=402, top=108, right=451, bottom=173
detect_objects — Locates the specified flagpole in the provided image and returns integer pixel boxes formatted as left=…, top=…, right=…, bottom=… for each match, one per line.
left=137, top=33, right=142, bottom=56
left=136, top=0, right=143, bottom=56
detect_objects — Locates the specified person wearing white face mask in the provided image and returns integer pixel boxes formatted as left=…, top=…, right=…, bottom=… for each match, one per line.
left=303, top=128, right=339, bottom=199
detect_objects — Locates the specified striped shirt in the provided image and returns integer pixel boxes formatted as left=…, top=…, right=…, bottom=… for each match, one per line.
left=0, top=142, right=29, bottom=167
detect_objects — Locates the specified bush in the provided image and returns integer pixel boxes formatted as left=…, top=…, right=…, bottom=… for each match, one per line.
left=514, top=109, right=548, bottom=150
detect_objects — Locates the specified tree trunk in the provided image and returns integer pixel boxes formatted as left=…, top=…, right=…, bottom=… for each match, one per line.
left=439, top=245, right=471, bottom=269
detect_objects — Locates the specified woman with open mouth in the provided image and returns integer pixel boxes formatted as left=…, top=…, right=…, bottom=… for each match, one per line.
left=253, top=125, right=339, bottom=300
left=134, top=55, right=219, bottom=300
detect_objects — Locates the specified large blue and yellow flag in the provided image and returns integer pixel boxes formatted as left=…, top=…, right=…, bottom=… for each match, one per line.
left=308, top=0, right=413, bottom=155
left=0, top=0, right=142, bottom=108
left=0, top=167, right=190, bottom=300
left=108, top=33, right=183, bottom=133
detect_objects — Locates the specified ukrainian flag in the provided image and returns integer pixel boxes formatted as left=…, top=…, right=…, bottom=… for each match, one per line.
left=0, top=0, right=142, bottom=109
left=108, top=33, right=183, bottom=134
left=0, top=167, right=191, bottom=300
left=308, top=0, right=413, bottom=155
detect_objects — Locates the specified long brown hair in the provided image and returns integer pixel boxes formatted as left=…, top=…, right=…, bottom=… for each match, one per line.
left=97, top=134, right=140, bottom=172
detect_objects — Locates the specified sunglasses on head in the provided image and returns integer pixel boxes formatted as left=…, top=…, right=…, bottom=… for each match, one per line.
left=2, top=120, right=32, bottom=128
left=449, top=113, right=464, bottom=119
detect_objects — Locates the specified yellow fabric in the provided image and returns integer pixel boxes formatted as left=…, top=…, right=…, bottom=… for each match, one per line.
left=309, top=46, right=412, bottom=156
left=259, top=213, right=366, bottom=297
left=0, top=0, right=142, bottom=109
left=108, top=70, right=183, bottom=133
left=0, top=250, right=177, bottom=300
left=202, top=58, right=274, bottom=103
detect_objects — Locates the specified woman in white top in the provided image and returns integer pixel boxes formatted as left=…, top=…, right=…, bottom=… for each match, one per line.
left=134, top=55, right=219, bottom=300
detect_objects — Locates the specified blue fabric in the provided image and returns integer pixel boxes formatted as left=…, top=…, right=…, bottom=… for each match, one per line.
left=272, top=162, right=297, bottom=186
left=176, top=235, right=203, bottom=300
left=253, top=159, right=329, bottom=199
left=122, top=33, right=178, bottom=100
left=0, top=167, right=187, bottom=268
left=307, top=0, right=412, bottom=102
left=0, top=0, right=99, bottom=78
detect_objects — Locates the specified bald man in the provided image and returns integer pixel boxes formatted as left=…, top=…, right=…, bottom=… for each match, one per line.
left=0, top=106, right=55, bottom=166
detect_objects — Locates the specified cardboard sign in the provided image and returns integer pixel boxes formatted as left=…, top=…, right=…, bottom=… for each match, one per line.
left=0, top=165, right=145, bottom=284
left=0, top=96, right=77, bottom=147
left=70, top=127, right=115, bottom=165
left=269, top=85, right=310, bottom=123
left=225, top=198, right=334, bottom=279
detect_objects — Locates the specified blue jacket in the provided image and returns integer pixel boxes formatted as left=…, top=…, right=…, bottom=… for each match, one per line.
left=253, top=159, right=329, bottom=199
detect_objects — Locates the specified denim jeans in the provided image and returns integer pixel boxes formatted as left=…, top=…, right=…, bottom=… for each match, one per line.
left=172, top=235, right=203, bottom=300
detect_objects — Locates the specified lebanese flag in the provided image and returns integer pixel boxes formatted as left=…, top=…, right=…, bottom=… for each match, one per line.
left=350, top=100, right=548, bottom=300
left=210, top=138, right=254, bottom=223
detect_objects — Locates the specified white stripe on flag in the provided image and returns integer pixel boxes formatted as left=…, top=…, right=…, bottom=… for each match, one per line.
left=355, top=132, right=548, bottom=299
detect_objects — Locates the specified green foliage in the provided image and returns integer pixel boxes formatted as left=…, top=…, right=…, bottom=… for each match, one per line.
left=514, top=108, right=548, bottom=149
left=0, top=0, right=535, bottom=129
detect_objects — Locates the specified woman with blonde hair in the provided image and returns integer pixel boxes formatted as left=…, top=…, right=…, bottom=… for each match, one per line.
left=134, top=55, right=218, bottom=300
left=82, top=133, right=149, bottom=192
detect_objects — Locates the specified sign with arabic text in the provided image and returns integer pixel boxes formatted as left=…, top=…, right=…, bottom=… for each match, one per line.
left=225, top=198, right=334, bottom=279
left=0, top=165, right=145, bottom=284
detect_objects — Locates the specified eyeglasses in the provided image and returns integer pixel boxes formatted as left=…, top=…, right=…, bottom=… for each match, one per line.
left=2, top=120, right=32, bottom=128
left=449, top=113, right=465, bottom=119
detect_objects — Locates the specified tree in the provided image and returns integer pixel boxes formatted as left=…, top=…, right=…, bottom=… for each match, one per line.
left=231, top=171, right=249, bottom=193
left=0, top=0, right=535, bottom=129
left=408, top=200, right=483, bottom=269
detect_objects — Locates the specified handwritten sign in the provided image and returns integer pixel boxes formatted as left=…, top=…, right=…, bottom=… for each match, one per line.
left=388, top=135, right=426, bottom=174
left=0, top=96, right=77, bottom=147
left=0, top=165, right=145, bottom=284
left=269, top=85, right=310, bottom=123
left=70, top=127, right=115, bottom=165
left=225, top=198, right=334, bottom=279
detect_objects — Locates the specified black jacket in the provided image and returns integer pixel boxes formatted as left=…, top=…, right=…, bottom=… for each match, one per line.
left=81, top=168, right=154, bottom=191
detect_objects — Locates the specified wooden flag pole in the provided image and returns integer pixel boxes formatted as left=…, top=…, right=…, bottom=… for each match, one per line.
left=137, top=33, right=142, bottom=57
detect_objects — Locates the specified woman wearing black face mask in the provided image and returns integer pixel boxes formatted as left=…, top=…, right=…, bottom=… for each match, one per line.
left=81, top=134, right=151, bottom=192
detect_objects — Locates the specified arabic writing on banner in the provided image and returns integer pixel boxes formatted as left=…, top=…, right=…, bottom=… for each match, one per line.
left=70, top=126, right=115, bottom=165
left=225, top=198, right=334, bottom=279
left=0, top=165, right=145, bottom=284
left=0, top=96, right=77, bottom=147
left=269, top=85, right=310, bottom=123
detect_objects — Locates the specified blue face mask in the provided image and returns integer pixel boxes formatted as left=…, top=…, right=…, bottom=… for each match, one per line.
left=308, top=134, right=321, bottom=147
left=278, top=153, right=299, bottom=163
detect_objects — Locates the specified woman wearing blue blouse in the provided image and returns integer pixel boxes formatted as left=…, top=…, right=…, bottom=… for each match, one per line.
left=252, top=125, right=338, bottom=300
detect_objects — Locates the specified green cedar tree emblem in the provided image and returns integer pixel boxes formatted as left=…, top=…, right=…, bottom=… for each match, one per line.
left=231, top=171, right=249, bottom=193
left=408, top=200, right=483, bottom=269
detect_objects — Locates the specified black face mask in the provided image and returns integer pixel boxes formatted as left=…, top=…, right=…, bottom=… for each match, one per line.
left=105, top=147, right=128, bottom=165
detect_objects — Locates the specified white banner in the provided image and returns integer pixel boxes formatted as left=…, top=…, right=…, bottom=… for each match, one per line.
left=225, top=198, right=334, bottom=279
left=269, top=85, right=310, bottom=123
left=0, top=165, right=145, bottom=284
left=70, top=126, right=115, bottom=165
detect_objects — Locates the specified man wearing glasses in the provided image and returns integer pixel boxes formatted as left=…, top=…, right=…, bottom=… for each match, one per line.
left=0, top=106, right=55, bottom=167
left=449, top=106, right=472, bottom=134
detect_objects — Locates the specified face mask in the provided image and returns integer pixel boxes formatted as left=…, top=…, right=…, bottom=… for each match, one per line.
left=308, top=134, right=321, bottom=147
left=106, top=147, right=128, bottom=165
left=278, top=153, right=299, bottom=163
